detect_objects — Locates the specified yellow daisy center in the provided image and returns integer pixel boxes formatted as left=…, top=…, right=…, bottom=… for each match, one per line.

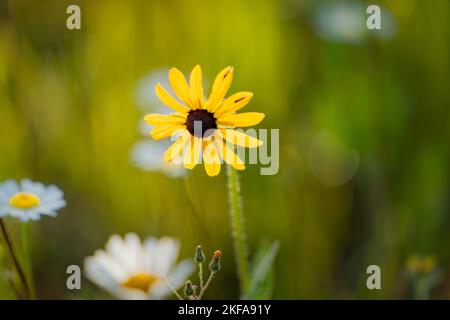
left=9, top=192, right=41, bottom=209
left=122, top=273, right=159, bottom=292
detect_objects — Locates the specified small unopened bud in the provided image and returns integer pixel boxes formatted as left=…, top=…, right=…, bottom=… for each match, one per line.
left=195, top=245, right=205, bottom=263
left=209, top=250, right=221, bottom=272
left=184, top=280, right=195, bottom=297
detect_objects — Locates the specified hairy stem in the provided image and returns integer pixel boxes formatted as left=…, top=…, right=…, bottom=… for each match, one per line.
left=226, top=166, right=250, bottom=295
left=197, top=271, right=215, bottom=300
left=199, top=262, right=204, bottom=290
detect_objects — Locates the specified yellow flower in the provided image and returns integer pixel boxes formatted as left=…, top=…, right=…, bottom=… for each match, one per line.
left=406, top=255, right=437, bottom=275
left=144, top=65, right=264, bottom=177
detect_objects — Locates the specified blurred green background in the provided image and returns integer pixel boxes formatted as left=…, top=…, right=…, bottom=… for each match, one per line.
left=1, top=0, right=449, bottom=299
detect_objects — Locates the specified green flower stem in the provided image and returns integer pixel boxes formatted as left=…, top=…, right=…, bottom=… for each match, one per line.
left=22, top=222, right=36, bottom=299
left=198, top=262, right=204, bottom=290
left=0, top=218, right=29, bottom=299
left=197, top=271, right=216, bottom=300
left=412, top=277, right=432, bottom=300
left=226, top=166, right=250, bottom=295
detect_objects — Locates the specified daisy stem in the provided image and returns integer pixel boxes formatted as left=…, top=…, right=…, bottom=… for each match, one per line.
left=22, top=222, right=36, bottom=299
left=226, top=166, right=250, bottom=296
left=0, top=218, right=30, bottom=299
left=198, top=262, right=204, bottom=290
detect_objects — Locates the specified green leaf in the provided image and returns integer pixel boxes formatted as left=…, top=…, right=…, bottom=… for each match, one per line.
left=242, top=240, right=280, bottom=299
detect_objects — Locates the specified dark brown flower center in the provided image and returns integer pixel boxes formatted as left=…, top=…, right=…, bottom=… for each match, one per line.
left=185, top=109, right=217, bottom=138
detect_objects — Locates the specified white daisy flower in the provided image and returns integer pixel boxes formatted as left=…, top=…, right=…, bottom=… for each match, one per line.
left=135, top=68, right=172, bottom=112
left=0, top=179, right=66, bottom=222
left=130, top=140, right=186, bottom=178
left=313, top=2, right=396, bottom=44
left=84, top=233, right=194, bottom=300
left=131, top=69, right=188, bottom=178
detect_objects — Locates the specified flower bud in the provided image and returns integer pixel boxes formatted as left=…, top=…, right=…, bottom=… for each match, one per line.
left=209, top=250, right=221, bottom=272
left=184, top=280, right=195, bottom=297
left=195, top=245, right=205, bottom=263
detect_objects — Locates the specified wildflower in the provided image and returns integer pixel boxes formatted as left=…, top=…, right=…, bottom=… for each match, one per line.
left=194, top=245, right=205, bottom=263
left=130, top=140, right=186, bottom=177
left=209, top=250, right=221, bottom=272
left=84, top=233, right=194, bottom=300
left=144, top=65, right=265, bottom=176
left=131, top=70, right=187, bottom=178
left=313, top=2, right=396, bottom=44
left=405, top=255, right=441, bottom=300
left=406, top=255, right=437, bottom=275
left=0, top=179, right=66, bottom=221
left=135, top=68, right=172, bottom=112
left=185, top=247, right=222, bottom=300
left=184, top=280, right=195, bottom=298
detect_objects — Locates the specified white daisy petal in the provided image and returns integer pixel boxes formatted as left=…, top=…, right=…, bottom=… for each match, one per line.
left=91, top=250, right=129, bottom=282
left=106, top=235, right=136, bottom=273
left=44, top=210, right=57, bottom=217
left=117, top=288, right=150, bottom=300
left=0, top=180, right=19, bottom=196
left=153, top=237, right=180, bottom=276
left=151, top=259, right=195, bottom=297
left=28, top=212, right=41, bottom=221
left=40, top=185, right=64, bottom=201
left=124, top=233, right=145, bottom=271
left=41, top=199, right=66, bottom=211
left=166, top=259, right=195, bottom=289
left=143, top=237, right=158, bottom=272
left=21, top=179, right=46, bottom=196
left=85, top=257, right=122, bottom=293
left=19, top=214, right=30, bottom=222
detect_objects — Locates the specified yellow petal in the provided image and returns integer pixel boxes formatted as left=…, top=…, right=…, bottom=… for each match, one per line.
left=183, top=137, right=201, bottom=169
left=189, top=65, right=204, bottom=108
left=151, top=124, right=184, bottom=140
left=217, top=112, right=265, bottom=127
left=214, top=92, right=253, bottom=117
left=202, top=142, right=221, bottom=176
left=169, top=68, right=195, bottom=107
left=164, top=131, right=190, bottom=162
left=218, top=128, right=263, bottom=148
left=144, top=114, right=186, bottom=126
left=206, top=66, right=233, bottom=112
left=155, top=83, right=189, bottom=114
left=215, top=137, right=245, bottom=170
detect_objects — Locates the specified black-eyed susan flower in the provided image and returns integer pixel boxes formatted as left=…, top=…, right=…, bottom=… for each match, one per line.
left=0, top=179, right=66, bottom=221
left=144, top=65, right=265, bottom=177
left=84, top=233, right=194, bottom=300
